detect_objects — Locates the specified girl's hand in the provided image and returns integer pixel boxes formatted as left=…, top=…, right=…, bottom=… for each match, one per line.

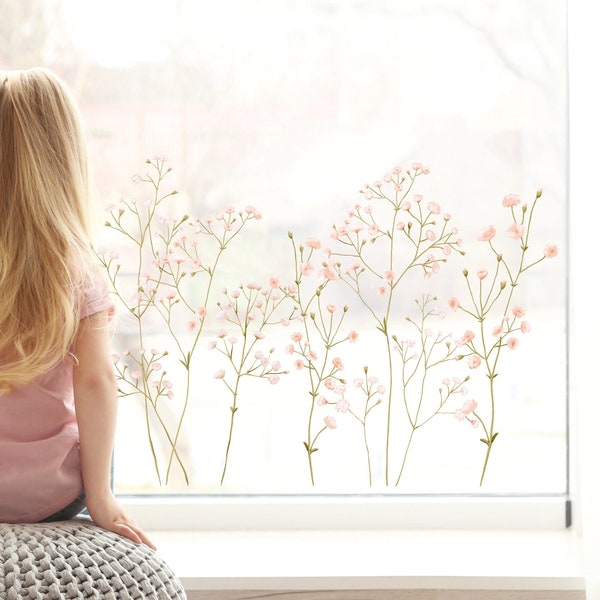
left=86, top=492, right=156, bottom=551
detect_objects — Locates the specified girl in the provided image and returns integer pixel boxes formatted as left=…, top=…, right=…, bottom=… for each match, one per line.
left=0, top=68, right=154, bottom=549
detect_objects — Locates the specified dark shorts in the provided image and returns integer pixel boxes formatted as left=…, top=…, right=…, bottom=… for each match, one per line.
left=40, top=492, right=87, bottom=522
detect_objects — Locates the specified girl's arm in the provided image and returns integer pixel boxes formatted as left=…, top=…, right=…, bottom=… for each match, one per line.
left=72, top=310, right=156, bottom=550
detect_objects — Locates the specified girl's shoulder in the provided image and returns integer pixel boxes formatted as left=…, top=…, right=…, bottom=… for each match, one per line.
left=80, top=273, right=115, bottom=320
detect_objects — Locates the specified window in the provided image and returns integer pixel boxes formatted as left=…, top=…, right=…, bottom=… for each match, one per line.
left=3, top=0, right=568, bottom=526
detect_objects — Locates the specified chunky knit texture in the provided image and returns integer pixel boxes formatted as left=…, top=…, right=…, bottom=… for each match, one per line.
left=0, top=519, right=186, bottom=599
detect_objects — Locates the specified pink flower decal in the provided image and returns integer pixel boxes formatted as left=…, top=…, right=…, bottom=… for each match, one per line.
left=305, top=237, right=321, bottom=249
left=507, top=337, right=519, bottom=350
left=448, top=297, right=460, bottom=311
left=502, top=194, right=521, bottom=207
left=455, top=399, right=477, bottom=421
left=300, top=262, right=314, bottom=276
left=457, top=330, right=475, bottom=346
left=324, top=416, right=337, bottom=429
left=332, top=357, right=344, bottom=370
left=512, top=306, right=526, bottom=318
left=544, top=244, right=559, bottom=258
left=467, top=355, right=482, bottom=369
left=477, top=226, right=496, bottom=242
left=507, top=222, right=524, bottom=239
left=320, top=266, right=338, bottom=281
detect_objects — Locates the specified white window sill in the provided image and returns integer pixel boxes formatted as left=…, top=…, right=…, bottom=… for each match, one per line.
left=148, top=528, right=584, bottom=593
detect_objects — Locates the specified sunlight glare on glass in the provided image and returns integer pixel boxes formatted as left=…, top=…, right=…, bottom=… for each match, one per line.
left=63, top=0, right=178, bottom=67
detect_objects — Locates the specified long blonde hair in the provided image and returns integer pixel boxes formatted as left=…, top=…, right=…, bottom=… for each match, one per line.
left=0, top=68, right=97, bottom=393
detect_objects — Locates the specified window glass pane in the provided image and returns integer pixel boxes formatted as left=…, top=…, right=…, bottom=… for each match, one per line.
left=3, top=0, right=567, bottom=497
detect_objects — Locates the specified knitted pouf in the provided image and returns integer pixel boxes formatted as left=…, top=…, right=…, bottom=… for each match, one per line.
left=0, top=519, right=187, bottom=599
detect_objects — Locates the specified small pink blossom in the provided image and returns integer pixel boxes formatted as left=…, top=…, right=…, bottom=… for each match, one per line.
left=502, top=194, right=521, bottom=207
left=507, top=337, right=519, bottom=350
left=324, top=416, right=337, bottom=429
left=320, top=266, right=338, bottom=281
left=332, top=357, right=344, bottom=370
left=383, top=270, right=394, bottom=282
left=521, top=321, right=532, bottom=333
left=477, top=270, right=488, bottom=280
left=336, top=398, right=350, bottom=413
left=492, top=324, right=503, bottom=337
left=428, top=202, right=441, bottom=215
left=317, top=395, right=328, bottom=406
left=512, top=306, right=526, bottom=318
left=327, top=304, right=336, bottom=313
left=456, top=399, right=477, bottom=421
left=300, top=262, right=314, bottom=276
left=348, top=330, right=359, bottom=343
left=507, top=222, right=525, bottom=239
left=448, top=297, right=460, bottom=312
left=214, top=370, right=226, bottom=379
left=305, top=237, right=321, bottom=249
left=425, top=230, right=436, bottom=241
left=347, top=259, right=361, bottom=272
left=294, top=359, right=304, bottom=370
left=544, top=244, right=559, bottom=258
left=461, top=399, right=478, bottom=414
left=457, top=330, right=475, bottom=346
left=377, top=286, right=386, bottom=296
left=269, top=276, right=280, bottom=288
left=467, top=355, right=482, bottom=369
left=269, top=375, right=280, bottom=385
left=197, top=306, right=208, bottom=318
left=478, top=226, right=496, bottom=242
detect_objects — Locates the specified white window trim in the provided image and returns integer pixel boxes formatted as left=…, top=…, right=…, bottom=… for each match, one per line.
left=122, top=495, right=569, bottom=532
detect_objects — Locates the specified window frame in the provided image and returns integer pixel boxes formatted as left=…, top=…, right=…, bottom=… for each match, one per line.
left=106, top=0, right=573, bottom=532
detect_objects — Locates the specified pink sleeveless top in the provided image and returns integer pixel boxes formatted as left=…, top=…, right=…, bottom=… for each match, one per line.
left=0, top=277, right=114, bottom=523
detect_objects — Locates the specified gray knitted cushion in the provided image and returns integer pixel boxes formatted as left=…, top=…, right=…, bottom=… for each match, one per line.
left=0, top=519, right=187, bottom=599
